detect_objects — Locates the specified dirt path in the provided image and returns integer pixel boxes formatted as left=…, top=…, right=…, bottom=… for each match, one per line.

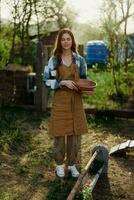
left=0, top=113, right=134, bottom=200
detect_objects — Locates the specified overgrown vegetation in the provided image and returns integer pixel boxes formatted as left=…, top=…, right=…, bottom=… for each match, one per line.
left=83, top=63, right=134, bottom=109
left=0, top=25, right=12, bottom=68
left=0, top=0, right=75, bottom=68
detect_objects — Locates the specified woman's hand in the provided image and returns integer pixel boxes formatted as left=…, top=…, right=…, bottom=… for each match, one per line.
left=60, top=80, right=78, bottom=91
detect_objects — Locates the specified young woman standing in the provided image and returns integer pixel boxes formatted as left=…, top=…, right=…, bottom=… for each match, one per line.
left=43, top=28, right=93, bottom=178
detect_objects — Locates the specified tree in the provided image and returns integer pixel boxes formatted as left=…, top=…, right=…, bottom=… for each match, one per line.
left=0, top=24, right=12, bottom=68
left=7, top=0, right=33, bottom=64
left=100, top=0, right=134, bottom=101
left=101, top=0, right=134, bottom=71
left=72, top=23, right=102, bottom=45
left=8, top=0, right=19, bottom=63
left=117, top=0, right=134, bottom=72
left=40, top=0, right=76, bottom=29
left=0, top=0, right=1, bottom=32
left=6, top=0, right=76, bottom=65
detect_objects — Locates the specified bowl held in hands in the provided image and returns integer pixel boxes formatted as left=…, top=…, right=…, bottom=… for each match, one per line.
left=75, top=79, right=97, bottom=91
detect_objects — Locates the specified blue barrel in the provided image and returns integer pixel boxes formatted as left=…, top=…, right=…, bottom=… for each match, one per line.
left=84, top=40, right=109, bottom=66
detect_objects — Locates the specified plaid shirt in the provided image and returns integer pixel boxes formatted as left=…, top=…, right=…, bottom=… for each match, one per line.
left=43, top=52, right=87, bottom=90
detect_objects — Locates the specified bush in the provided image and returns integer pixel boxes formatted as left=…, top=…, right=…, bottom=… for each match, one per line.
left=83, top=68, right=133, bottom=109
left=0, top=39, right=11, bottom=68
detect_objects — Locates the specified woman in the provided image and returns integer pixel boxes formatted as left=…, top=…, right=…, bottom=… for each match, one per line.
left=43, top=28, right=93, bottom=178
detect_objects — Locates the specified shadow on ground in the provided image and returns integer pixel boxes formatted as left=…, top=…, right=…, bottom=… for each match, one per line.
left=93, top=175, right=113, bottom=200
left=88, top=115, right=134, bottom=140
left=46, top=174, right=77, bottom=200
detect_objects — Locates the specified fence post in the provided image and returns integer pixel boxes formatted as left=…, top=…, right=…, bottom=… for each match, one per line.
left=41, top=46, right=49, bottom=112
left=34, top=41, right=51, bottom=112
left=34, top=41, right=44, bottom=111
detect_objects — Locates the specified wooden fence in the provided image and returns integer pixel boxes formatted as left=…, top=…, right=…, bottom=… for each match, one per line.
left=0, top=69, right=33, bottom=106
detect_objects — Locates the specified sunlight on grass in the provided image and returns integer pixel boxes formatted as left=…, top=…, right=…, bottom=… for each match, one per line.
left=83, top=68, right=133, bottom=109
left=0, top=102, right=134, bottom=200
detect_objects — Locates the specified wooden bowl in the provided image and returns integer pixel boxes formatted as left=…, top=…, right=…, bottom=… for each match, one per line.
left=75, top=79, right=97, bottom=91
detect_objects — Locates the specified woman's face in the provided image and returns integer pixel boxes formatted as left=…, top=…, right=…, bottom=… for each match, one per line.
left=61, top=33, right=72, bottom=51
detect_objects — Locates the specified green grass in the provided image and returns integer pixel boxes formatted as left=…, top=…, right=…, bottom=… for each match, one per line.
left=0, top=106, right=32, bottom=152
left=83, top=67, right=133, bottom=109
left=0, top=106, right=46, bottom=145
left=0, top=106, right=53, bottom=199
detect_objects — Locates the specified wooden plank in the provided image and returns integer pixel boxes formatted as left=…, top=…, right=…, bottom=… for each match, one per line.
left=110, top=140, right=134, bottom=156
left=129, top=140, right=134, bottom=148
left=42, top=84, right=49, bottom=112
left=119, top=140, right=131, bottom=150
left=85, top=108, right=134, bottom=119
left=67, top=151, right=98, bottom=200
left=88, top=166, right=104, bottom=193
left=109, top=145, right=120, bottom=155
left=34, top=41, right=43, bottom=112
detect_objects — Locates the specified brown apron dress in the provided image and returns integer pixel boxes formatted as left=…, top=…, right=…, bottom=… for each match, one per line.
left=49, top=63, right=88, bottom=137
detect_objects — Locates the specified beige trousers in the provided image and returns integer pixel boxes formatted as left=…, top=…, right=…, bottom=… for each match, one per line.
left=54, top=135, right=81, bottom=166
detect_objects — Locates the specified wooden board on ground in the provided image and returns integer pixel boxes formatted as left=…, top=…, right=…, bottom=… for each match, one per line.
left=110, top=140, right=134, bottom=156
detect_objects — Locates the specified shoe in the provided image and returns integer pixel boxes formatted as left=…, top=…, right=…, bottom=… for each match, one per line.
left=56, top=165, right=65, bottom=178
left=68, top=165, right=80, bottom=177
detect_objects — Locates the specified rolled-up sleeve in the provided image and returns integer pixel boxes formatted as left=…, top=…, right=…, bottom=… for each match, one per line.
left=43, top=57, right=61, bottom=90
